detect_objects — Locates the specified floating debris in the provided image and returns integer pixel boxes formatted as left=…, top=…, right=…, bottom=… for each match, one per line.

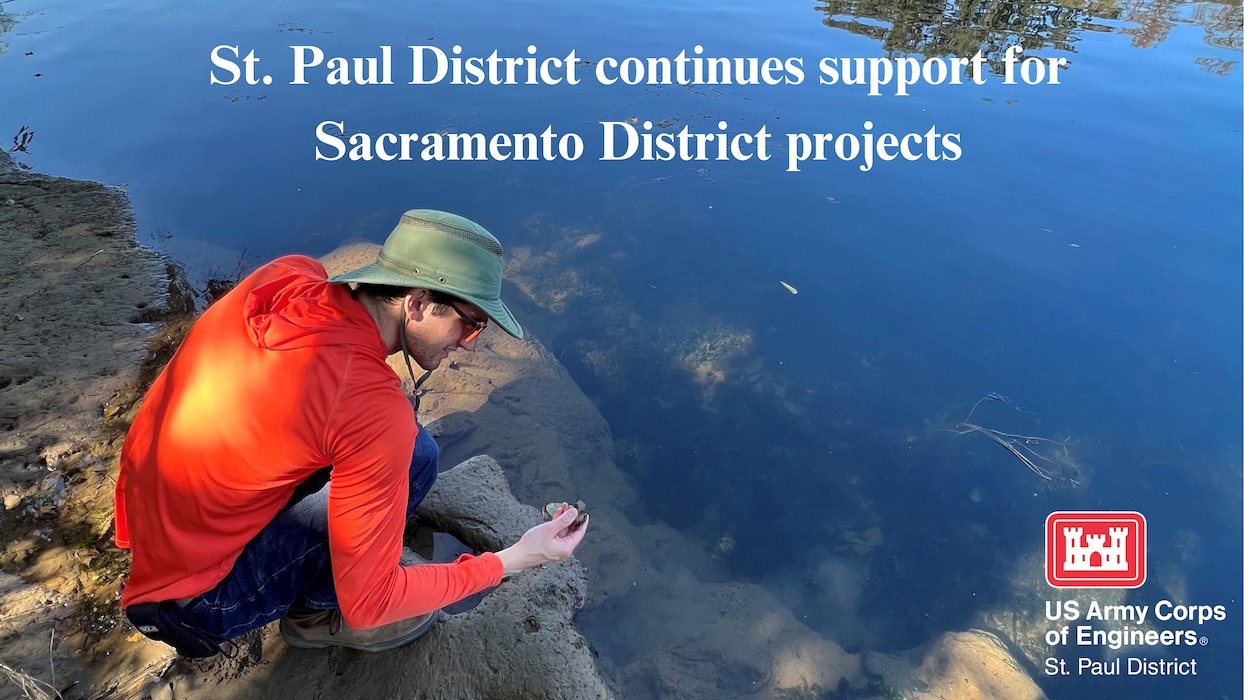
left=10, top=125, right=34, bottom=153
left=1069, top=243, right=1081, bottom=248
left=779, top=280, right=798, bottom=295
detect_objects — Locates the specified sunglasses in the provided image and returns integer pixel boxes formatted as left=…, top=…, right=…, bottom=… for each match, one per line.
left=445, top=300, right=488, bottom=343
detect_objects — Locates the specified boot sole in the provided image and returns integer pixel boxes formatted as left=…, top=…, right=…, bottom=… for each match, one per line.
left=282, top=609, right=440, bottom=652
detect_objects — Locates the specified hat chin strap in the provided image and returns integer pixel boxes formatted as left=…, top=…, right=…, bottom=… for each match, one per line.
left=400, top=306, right=433, bottom=411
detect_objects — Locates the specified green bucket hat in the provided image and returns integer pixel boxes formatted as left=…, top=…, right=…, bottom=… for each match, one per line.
left=329, top=209, right=523, bottom=339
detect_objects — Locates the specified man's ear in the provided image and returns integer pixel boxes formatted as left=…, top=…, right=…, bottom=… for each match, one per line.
left=404, top=289, right=431, bottom=321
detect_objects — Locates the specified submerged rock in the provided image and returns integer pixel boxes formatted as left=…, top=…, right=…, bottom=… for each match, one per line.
left=865, top=629, right=1046, bottom=700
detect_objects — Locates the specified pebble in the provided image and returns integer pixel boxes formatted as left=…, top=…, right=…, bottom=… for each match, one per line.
left=3, top=494, right=19, bottom=510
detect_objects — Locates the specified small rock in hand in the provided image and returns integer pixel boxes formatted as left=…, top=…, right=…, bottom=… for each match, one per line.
left=543, top=500, right=588, bottom=529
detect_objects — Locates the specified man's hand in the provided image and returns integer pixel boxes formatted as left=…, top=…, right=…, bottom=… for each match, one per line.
left=495, top=505, right=589, bottom=578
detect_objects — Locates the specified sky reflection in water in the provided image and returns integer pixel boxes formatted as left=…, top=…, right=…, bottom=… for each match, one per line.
left=1, top=0, right=1240, bottom=696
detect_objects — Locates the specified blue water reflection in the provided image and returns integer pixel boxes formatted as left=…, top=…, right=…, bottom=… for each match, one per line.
left=2, top=0, right=1240, bottom=696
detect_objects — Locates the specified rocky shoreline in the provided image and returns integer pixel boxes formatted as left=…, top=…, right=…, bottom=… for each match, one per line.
left=0, top=152, right=1047, bottom=699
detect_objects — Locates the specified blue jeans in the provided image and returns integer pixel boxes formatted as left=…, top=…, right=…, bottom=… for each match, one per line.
left=179, top=427, right=440, bottom=641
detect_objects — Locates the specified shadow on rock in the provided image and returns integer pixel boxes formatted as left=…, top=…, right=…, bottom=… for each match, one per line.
left=163, top=456, right=611, bottom=700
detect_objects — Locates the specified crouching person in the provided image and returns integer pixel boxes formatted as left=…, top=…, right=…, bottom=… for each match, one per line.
left=115, top=210, right=588, bottom=656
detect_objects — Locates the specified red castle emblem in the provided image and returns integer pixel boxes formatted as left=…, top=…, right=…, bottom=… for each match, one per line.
left=1046, top=511, right=1146, bottom=588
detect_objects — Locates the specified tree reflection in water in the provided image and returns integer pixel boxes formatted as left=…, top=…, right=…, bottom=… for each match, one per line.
left=812, top=0, right=1242, bottom=76
left=0, top=7, right=17, bottom=57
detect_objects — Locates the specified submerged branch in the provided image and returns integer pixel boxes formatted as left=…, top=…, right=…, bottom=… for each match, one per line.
left=943, top=394, right=1082, bottom=489
left=958, top=422, right=1054, bottom=482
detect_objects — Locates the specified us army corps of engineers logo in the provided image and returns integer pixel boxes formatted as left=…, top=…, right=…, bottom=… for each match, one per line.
left=1040, top=510, right=1227, bottom=680
left=1046, top=511, right=1146, bottom=588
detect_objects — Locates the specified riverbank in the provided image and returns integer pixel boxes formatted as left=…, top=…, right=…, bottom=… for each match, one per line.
left=0, top=148, right=179, bottom=696
left=0, top=152, right=1047, bottom=700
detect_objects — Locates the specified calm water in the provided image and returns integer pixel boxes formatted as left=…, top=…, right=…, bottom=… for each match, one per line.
left=3, top=0, right=1241, bottom=697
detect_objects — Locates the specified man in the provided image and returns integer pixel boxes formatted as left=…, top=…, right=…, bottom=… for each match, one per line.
left=115, top=209, right=588, bottom=656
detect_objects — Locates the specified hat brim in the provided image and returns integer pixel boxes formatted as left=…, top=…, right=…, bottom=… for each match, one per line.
left=329, top=263, right=524, bottom=339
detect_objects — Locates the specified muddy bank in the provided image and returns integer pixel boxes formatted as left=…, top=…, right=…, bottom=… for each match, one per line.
left=0, top=148, right=180, bottom=694
left=0, top=150, right=171, bottom=493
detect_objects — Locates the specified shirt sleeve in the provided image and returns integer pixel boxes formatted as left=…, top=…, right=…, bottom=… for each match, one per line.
left=323, top=353, right=503, bottom=629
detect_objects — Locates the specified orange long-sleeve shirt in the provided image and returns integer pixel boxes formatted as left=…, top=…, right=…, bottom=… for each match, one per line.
left=115, top=255, right=501, bottom=629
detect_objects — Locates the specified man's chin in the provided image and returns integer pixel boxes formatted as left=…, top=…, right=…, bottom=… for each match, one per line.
left=413, top=349, right=452, bottom=371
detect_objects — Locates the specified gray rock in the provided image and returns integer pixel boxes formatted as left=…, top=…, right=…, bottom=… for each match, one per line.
left=169, top=456, right=613, bottom=700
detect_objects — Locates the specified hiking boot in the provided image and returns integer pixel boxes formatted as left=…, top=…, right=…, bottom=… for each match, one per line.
left=280, top=606, right=439, bottom=652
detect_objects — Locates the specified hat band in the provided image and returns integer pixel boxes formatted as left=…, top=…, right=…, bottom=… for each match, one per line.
left=398, top=215, right=504, bottom=258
